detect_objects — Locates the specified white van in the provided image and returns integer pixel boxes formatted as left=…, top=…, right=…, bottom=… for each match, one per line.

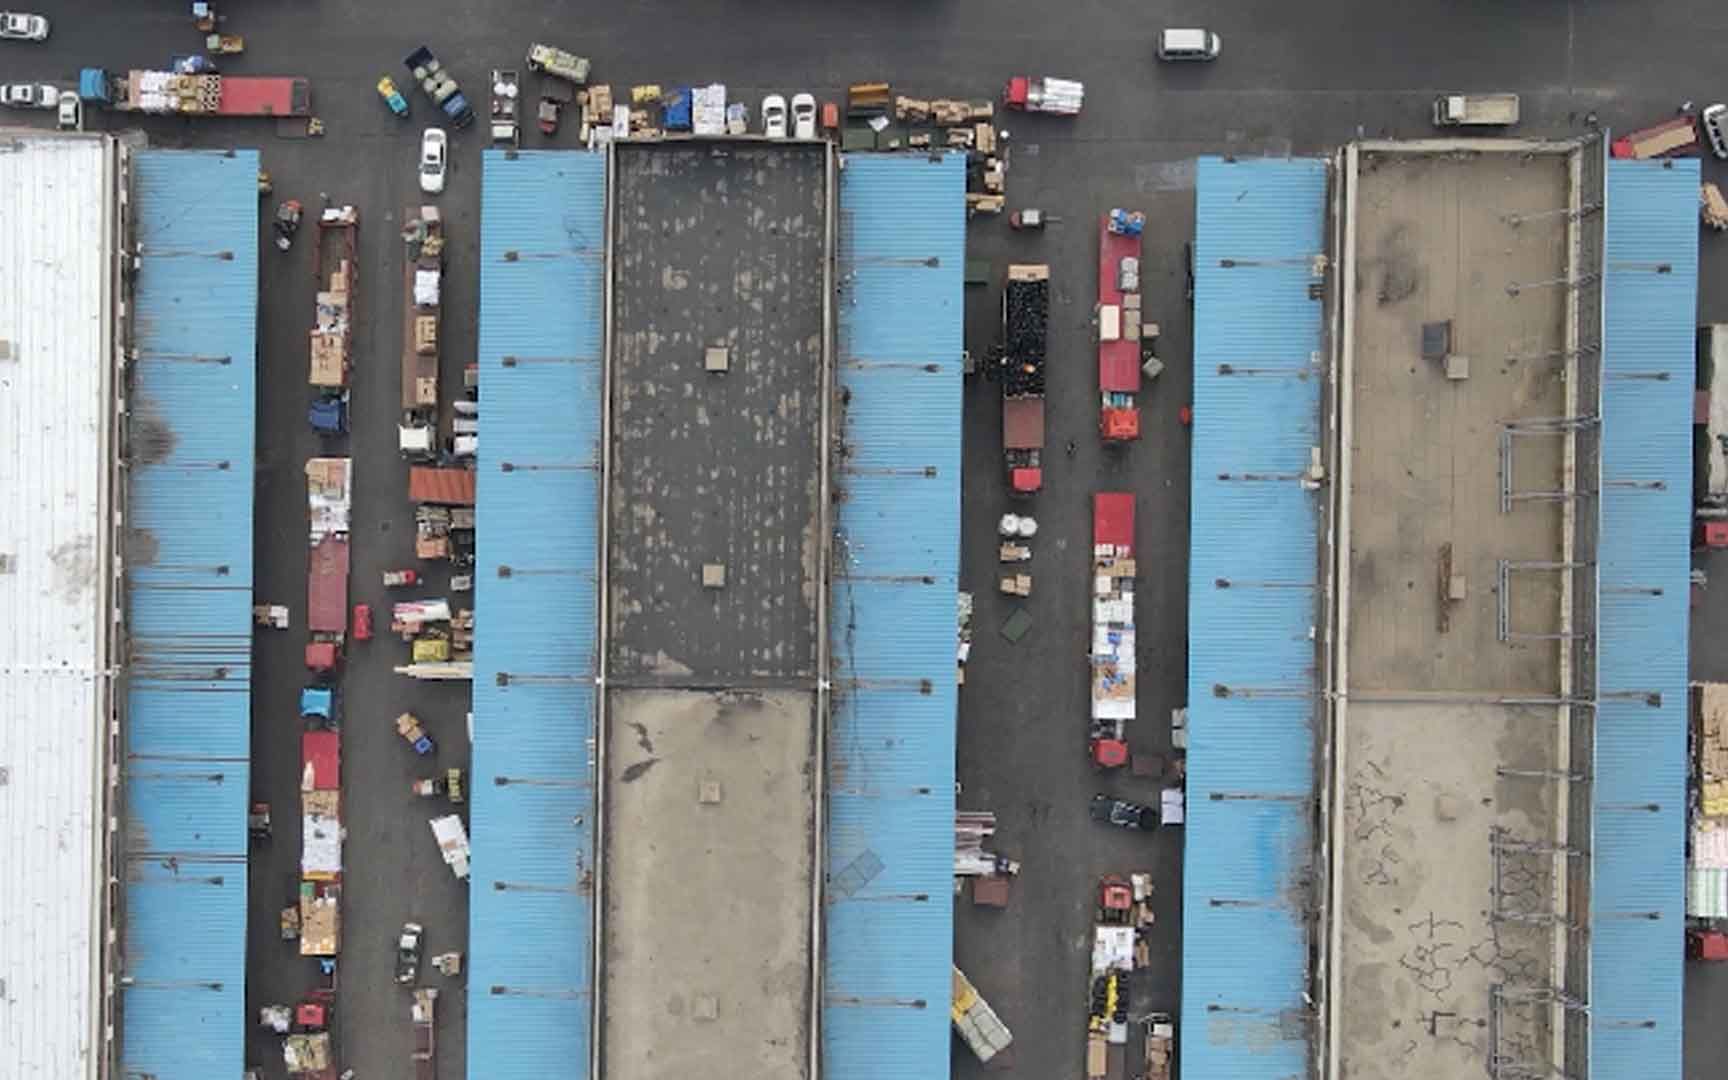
left=1702, top=103, right=1728, bottom=161
left=1157, top=28, right=1221, bottom=61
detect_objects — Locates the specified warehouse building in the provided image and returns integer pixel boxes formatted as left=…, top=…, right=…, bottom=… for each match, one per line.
left=1183, top=139, right=1695, bottom=1080
left=0, top=133, right=258, bottom=1080
left=471, top=145, right=963, bottom=1080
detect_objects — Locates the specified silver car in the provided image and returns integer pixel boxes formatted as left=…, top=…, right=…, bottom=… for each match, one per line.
left=0, top=11, right=49, bottom=41
left=1, top=81, right=56, bottom=108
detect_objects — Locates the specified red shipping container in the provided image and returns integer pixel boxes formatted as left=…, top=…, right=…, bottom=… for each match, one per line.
left=1701, top=521, right=1728, bottom=549
left=1093, top=492, right=1135, bottom=553
left=408, top=466, right=477, bottom=506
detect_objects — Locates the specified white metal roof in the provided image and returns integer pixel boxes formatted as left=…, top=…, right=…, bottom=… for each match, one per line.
left=0, top=132, right=117, bottom=1080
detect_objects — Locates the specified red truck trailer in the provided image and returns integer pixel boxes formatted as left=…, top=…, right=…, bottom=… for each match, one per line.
left=1099, top=211, right=1144, bottom=442
left=1090, top=493, right=1136, bottom=767
left=78, top=68, right=310, bottom=116
left=1002, top=265, right=1049, bottom=495
left=308, top=535, right=350, bottom=654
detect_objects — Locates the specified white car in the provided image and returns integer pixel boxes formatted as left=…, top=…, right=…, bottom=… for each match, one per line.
left=761, top=94, right=788, bottom=139
left=790, top=93, right=816, bottom=140
left=0, top=11, right=49, bottom=41
left=419, top=127, right=448, bottom=195
left=1156, top=27, right=1221, bottom=61
left=56, top=89, right=79, bottom=130
left=1, top=81, right=55, bottom=108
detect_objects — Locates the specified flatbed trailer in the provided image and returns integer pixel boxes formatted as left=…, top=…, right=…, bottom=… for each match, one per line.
left=402, top=206, right=444, bottom=457
left=310, top=206, right=358, bottom=390
left=1089, top=493, right=1136, bottom=767
left=412, top=988, right=438, bottom=1079
left=489, top=68, right=520, bottom=146
left=1098, top=213, right=1143, bottom=442
left=1002, top=264, right=1050, bottom=495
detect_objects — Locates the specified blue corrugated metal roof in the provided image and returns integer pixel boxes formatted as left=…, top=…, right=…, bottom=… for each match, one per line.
left=824, top=152, right=964, bottom=1079
left=121, top=149, right=257, bottom=1080
left=470, top=149, right=604, bottom=1079
left=1183, top=155, right=1327, bottom=1080
left=1591, top=157, right=1695, bottom=1079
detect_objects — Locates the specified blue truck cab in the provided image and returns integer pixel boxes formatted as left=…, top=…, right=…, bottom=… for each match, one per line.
left=78, top=68, right=114, bottom=105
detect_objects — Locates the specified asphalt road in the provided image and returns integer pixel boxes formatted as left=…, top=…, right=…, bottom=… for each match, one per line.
left=10, top=2, right=1728, bottom=1078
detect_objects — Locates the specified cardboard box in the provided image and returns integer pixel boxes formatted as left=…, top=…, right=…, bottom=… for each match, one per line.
left=1086, top=1034, right=1108, bottom=1079
left=414, top=315, right=439, bottom=355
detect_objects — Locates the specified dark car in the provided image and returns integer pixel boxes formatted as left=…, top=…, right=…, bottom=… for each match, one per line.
left=1090, top=793, right=1157, bottom=831
left=396, top=921, right=423, bottom=984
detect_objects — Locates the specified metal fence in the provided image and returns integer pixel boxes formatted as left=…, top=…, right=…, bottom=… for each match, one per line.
left=1561, top=130, right=1607, bottom=1080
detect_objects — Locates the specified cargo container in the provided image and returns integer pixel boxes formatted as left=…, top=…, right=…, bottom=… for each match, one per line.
left=78, top=67, right=310, bottom=116
left=409, top=466, right=476, bottom=506
left=1699, top=325, right=1728, bottom=511
left=308, top=535, right=350, bottom=635
left=403, top=45, right=474, bottom=128
left=1089, top=493, right=1136, bottom=767
left=1001, top=265, right=1049, bottom=494
left=1098, top=211, right=1144, bottom=442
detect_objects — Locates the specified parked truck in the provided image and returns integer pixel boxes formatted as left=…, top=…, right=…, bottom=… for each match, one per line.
left=403, top=45, right=474, bottom=128
left=489, top=68, right=520, bottom=146
left=430, top=814, right=470, bottom=879
left=1001, top=265, right=1049, bottom=495
left=952, top=966, right=1013, bottom=1064
left=78, top=67, right=310, bottom=116
left=1432, top=92, right=1519, bottom=127
left=1003, top=75, right=1083, bottom=115
left=1612, top=114, right=1699, bottom=159
left=525, top=42, right=591, bottom=86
